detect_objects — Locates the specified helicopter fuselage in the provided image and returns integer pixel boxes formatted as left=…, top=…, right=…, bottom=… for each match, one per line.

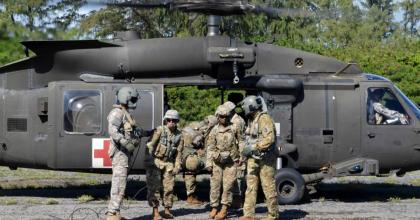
left=0, top=35, right=419, bottom=179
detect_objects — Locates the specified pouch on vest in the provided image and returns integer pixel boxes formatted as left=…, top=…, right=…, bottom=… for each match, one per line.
left=217, top=151, right=232, bottom=164
left=154, top=144, right=168, bottom=158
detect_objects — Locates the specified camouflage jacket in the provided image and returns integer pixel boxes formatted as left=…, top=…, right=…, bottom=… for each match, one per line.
left=246, top=111, right=275, bottom=151
left=206, top=123, right=243, bottom=167
left=373, top=102, right=408, bottom=124
left=231, top=113, right=246, bottom=134
left=107, top=105, right=136, bottom=157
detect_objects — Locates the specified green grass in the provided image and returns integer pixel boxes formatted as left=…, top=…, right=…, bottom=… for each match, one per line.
left=2, top=199, right=18, bottom=205
left=26, top=198, right=42, bottom=205
left=409, top=178, right=420, bottom=186
left=0, top=166, right=109, bottom=190
left=77, top=194, right=95, bottom=203
left=388, top=196, right=401, bottom=203
left=45, top=199, right=59, bottom=205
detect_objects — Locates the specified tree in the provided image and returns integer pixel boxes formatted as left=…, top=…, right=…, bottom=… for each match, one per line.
left=400, top=0, right=419, bottom=37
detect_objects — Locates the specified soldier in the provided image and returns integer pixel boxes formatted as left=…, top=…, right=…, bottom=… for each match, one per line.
left=369, top=88, right=408, bottom=125
left=146, top=109, right=183, bottom=220
left=206, top=105, right=243, bottom=220
left=239, top=95, right=279, bottom=220
left=223, top=99, right=246, bottom=208
left=106, top=87, right=141, bottom=220
left=180, top=115, right=217, bottom=205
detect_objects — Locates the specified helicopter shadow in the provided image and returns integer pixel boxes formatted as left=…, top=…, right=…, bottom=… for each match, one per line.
left=311, top=182, right=420, bottom=202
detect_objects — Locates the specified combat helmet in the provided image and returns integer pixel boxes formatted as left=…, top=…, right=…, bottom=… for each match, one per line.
left=241, top=95, right=262, bottom=117
left=163, top=109, right=180, bottom=121
left=117, top=87, right=139, bottom=109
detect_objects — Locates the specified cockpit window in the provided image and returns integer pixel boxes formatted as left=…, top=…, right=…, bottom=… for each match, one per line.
left=367, top=87, right=409, bottom=125
left=394, top=86, right=420, bottom=121
left=64, top=90, right=102, bottom=133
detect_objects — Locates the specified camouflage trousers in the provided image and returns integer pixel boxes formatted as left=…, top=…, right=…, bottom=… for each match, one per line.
left=210, top=162, right=237, bottom=208
left=107, top=150, right=130, bottom=214
left=232, top=163, right=246, bottom=195
left=146, top=158, right=175, bottom=208
left=184, top=174, right=196, bottom=196
left=243, top=156, right=278, bottom=219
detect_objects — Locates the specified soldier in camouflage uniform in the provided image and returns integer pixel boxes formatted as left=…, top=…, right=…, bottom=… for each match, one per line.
left=206, top=105, right=243, bottom=220
left=180, top=115, right=217, bottom=205
left=223, top=100, right=246, bottom=208
left=239, top=95, right=279, bottom=220
left=369, top=88, right=408, bottom=125
left=106, top=87, right=141, bottom=220
left=146, top=109, right=183, bottom=220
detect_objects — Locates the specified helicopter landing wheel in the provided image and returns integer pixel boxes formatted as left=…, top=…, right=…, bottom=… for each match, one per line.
left=275, top=168, right=305, bottom=205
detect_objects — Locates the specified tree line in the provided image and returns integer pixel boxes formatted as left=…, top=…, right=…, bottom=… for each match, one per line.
left=0, top=0, right=418, bottom=122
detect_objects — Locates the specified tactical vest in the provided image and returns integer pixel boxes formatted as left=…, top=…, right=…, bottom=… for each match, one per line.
left=213, top=124, right=239, bottom=164
left=153, top=126, right=182, bottom=162
left=246, top=112, right=275, bottom=154
left=108, top=105, right=136, bottom=157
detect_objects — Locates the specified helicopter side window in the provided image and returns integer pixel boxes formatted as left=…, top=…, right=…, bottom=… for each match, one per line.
left=64, top=90, right=102, bottom=134
left=367, top=87, right=409, bottom=125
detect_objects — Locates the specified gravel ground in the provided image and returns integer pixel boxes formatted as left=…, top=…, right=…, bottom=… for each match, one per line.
left=2, top=170, right=420, bottom=219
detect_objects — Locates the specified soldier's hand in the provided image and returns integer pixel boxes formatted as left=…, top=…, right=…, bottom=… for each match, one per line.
left=124, top=141, right=136, bottom=153
left=173, top=167, right=180, bottom=175
left=120, top=139, right=136, bottom=153
left=241, top=144, right=255, bottom=157
left=120, top=138, right=129, bottom=146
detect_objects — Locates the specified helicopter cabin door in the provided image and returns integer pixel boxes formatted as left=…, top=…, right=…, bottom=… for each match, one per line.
left=48, top=82, right=163, bottom=171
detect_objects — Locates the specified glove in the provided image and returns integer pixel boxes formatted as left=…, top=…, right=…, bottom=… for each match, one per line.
left=241, top=144, right=255, bottom=157
left=125, top=141, right=136, bottom=153
left=120, top=138, right=136, bottom=153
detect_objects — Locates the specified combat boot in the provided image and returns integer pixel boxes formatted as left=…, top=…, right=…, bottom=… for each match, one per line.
left=116, top=213, right=126, bottom=220
left=215, top=205, right=228, bottom=220
left=187, top=194, right=204, bottom=205
left=152, top=207, right=162, bottom=220
left=260, top=217, right=277, bottom=220
left=106, top=213, right=121, bottom=220
left=208, top=207, right=218, bottom=219
left=237, top=216, right=254, bottom=220
left=161, top=207, right=174, bottom=219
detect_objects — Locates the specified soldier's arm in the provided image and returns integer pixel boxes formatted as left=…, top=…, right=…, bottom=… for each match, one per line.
left=234, top=124, right=244, bottom=161
left=146, top=126, right=163, bottom=155
left=256, top=114, right=275, bottom=151
left=108, top=109, right=124, bottom=143
left=205, top=127, right=217, bottom=168
left=373, top=103, right=401, bottom=119
left=174, top=137, right=184, bottom=170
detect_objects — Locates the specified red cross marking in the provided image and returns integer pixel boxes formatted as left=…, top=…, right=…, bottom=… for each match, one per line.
left=94, top=139, right=112, bottom=167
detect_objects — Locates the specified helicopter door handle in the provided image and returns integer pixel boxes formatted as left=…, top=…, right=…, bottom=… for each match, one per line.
left=367, top=132, right=376, bottom=138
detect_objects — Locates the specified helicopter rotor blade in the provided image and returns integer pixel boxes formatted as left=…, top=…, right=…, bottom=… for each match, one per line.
left=87, top=0, right=171, bottom=9
left=248, top=5, right=312, bottom=18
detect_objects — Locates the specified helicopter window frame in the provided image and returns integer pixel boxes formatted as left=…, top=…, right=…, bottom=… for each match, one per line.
left=366, top=87, right=410, bottom=126
left=63, top=89, right=103, bottom=135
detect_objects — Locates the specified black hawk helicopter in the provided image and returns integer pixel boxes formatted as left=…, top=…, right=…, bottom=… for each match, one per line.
left=0, top=0, right=419, bottom=204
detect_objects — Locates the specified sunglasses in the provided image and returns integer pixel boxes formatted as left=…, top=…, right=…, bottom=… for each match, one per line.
left=218, top=115, right=228, bottom=119
left=166, top=119, right=179, bottom=123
